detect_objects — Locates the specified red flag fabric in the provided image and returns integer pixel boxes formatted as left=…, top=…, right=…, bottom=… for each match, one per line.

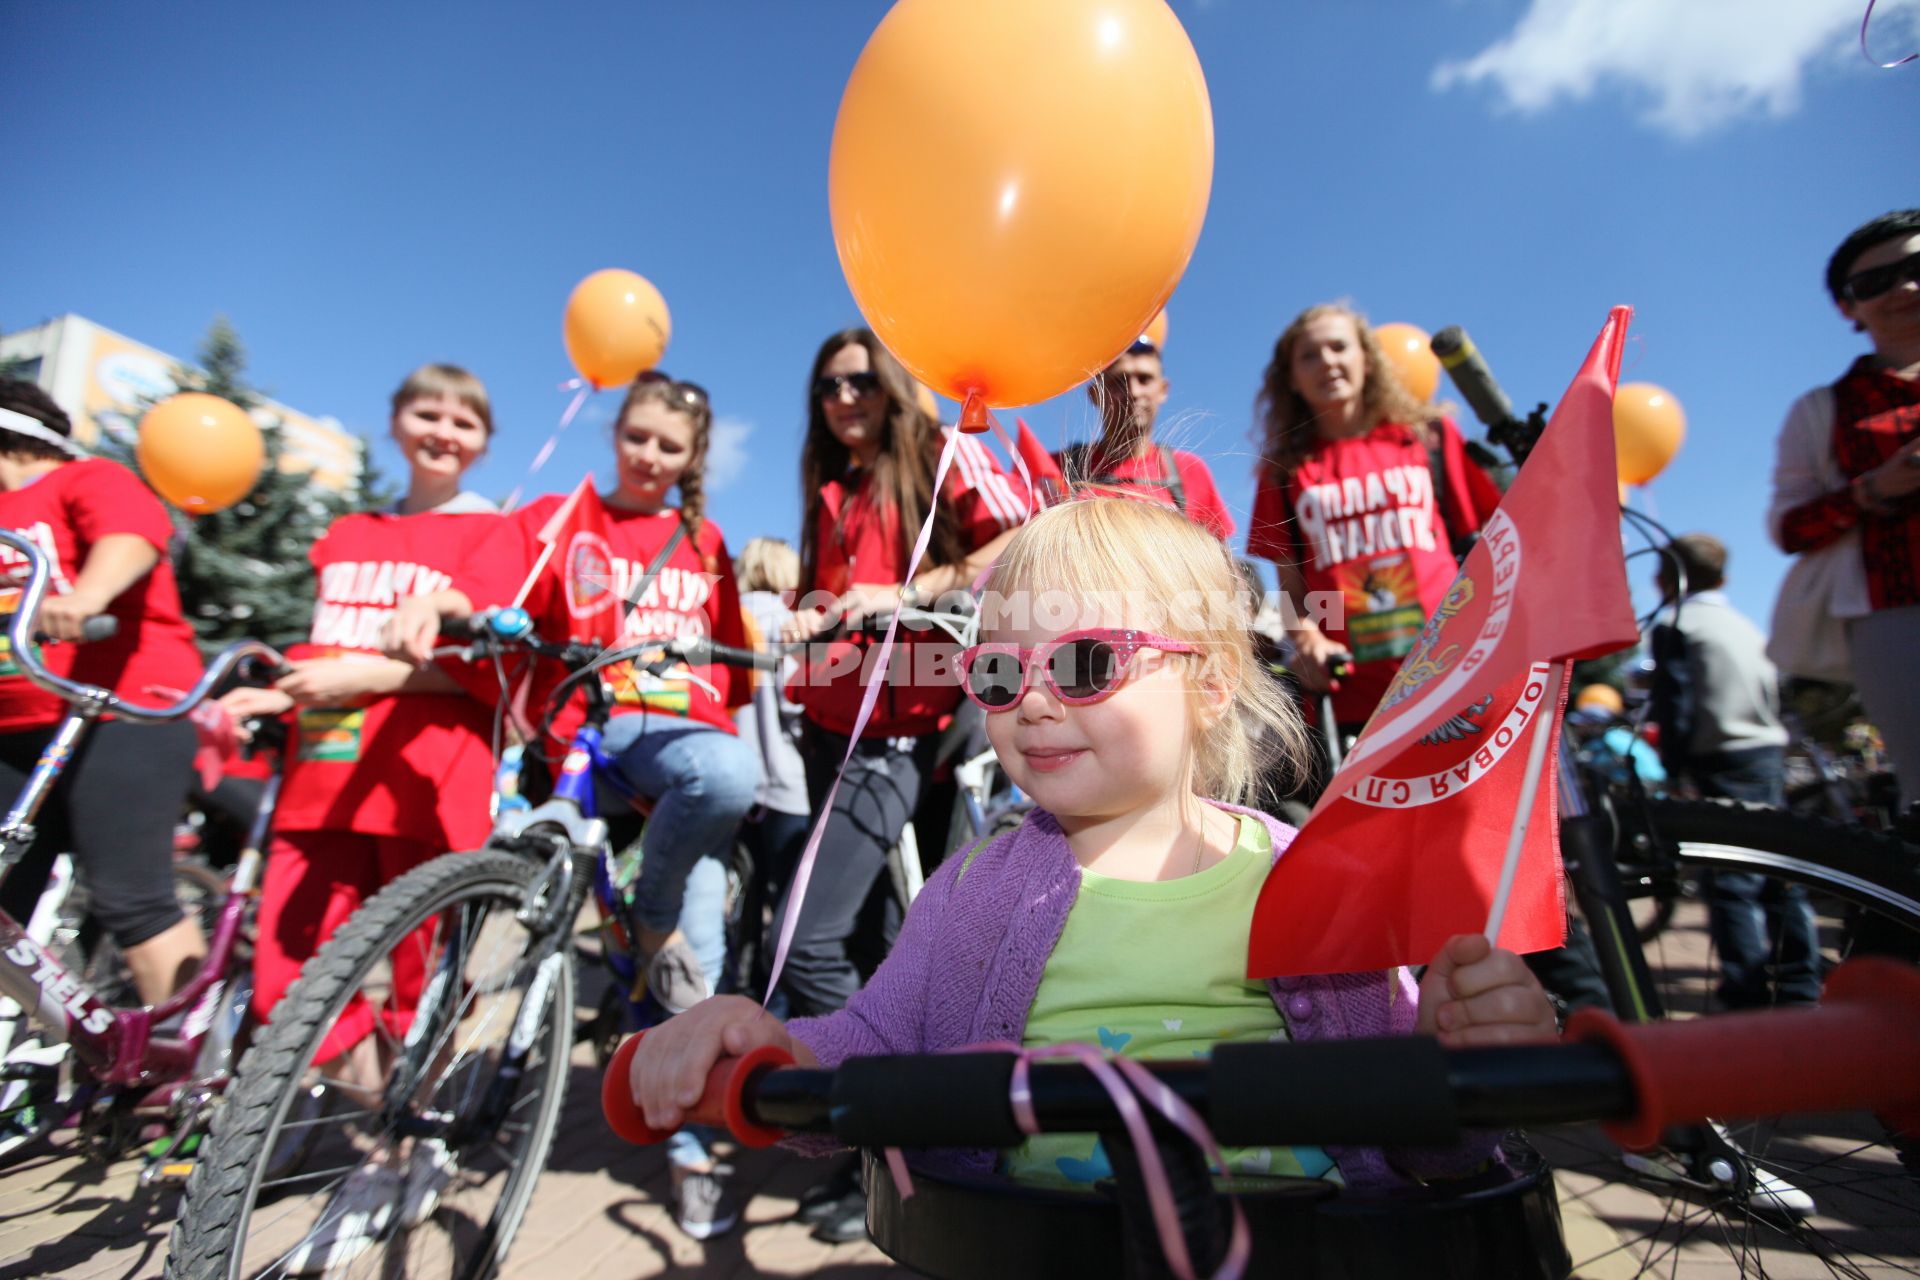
left=525, top=475, right=621, bottom=645
left=1249, top=307, right=1640, bottom=978
left=1013, top=417, right=1069, bottom=506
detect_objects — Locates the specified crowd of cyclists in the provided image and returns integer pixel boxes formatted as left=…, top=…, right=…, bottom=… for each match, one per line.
left=0, top=205, right=1913, bottom=1270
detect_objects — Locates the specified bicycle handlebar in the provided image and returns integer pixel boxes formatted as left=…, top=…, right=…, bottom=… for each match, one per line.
left=603, top=958, right=1920, bottom=1153
left=0, top=530, right=288, bottom=723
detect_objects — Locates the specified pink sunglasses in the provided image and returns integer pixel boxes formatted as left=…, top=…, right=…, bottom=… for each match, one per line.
left=957, top=628, right=1198, bottom=711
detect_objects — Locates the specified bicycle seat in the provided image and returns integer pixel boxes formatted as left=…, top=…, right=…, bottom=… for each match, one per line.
left=860, top=1140, right=1568, bottom=1280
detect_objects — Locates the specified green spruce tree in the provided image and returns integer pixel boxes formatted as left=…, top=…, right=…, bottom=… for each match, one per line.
left=104, top=317, right=381, bottom=652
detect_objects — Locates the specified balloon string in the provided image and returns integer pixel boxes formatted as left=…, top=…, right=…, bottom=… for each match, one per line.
left=503, top=380, right=592, bottom=513
left=762, top=429, right=966, bottom=1003
left=1861, top=0, right=1918, bottom=66
left=883, top=1040, right=1248, bottom=1280
left=993, top=414, right=1040, bottom=522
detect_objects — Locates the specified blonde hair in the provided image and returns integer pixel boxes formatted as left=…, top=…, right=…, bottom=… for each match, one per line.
left=736, top=537, right=800, bottom=594
left=1253, top=303, right=1438, bottom=476
left=391, top=363, right=493, bottom=436
left=981, top=497, right=1310, bottom=806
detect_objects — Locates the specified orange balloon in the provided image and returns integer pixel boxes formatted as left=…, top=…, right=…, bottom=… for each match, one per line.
left=1613, top=382, right=1686, bottom=486
left=1574, top=684, right=1624, bottom=715
left=563, top=269, right=670, bottom=390
left=1373, top=323, right=1440, bottom=403
left=1143, top=307, right=1170, bottom=351
left=830, top=0, right=1213, bottom=409
left=136, top=393, right=264, bottom=515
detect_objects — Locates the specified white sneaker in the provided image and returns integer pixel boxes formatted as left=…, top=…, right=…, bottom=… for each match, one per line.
left=1747, top=1165, right=1815, bottom=1217
left=401, top=1137, right=457, bottom=1227
left=282, top=1162, right=401, bottom=1275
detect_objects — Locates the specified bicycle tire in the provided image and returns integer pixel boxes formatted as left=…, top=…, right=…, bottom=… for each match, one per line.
left=166, top=850, right=573, bottom=1280
left=1544, top=798, right=1920, bottom=1278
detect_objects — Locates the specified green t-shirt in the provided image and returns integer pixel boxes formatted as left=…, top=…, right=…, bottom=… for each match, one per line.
left=1003, top=813, right=1341, bottom=1190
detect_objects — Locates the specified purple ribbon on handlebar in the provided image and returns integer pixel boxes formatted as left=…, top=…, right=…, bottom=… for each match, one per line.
left=884, top=1040, right=1249, bottom=1280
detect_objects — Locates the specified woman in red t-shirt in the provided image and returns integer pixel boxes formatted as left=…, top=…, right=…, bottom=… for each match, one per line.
left=1246, top=305, right=1502, bottom=734
left=778, top=329, right=1029, bottom=1025
left=219, top=365, right=501, bottom=1098
left=0, top=380, right=208, bottom=1005
left=389, top=374, right=758, bottom=1021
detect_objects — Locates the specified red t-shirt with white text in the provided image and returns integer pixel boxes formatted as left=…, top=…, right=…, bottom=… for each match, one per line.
left=1248, top=418, right=1501, bottom=724
left=0, top=459, right=203, bottom=733
left=273, top=510, right=501, bottom=850
left=460, top=497, right=752, bottom=746
left=797, top=431, right=1028, bottom=737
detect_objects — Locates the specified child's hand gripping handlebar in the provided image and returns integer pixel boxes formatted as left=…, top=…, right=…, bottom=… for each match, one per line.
left=601, top=1030, right=794, bottom=1148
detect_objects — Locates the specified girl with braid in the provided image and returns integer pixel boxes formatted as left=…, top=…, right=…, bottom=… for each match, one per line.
left=390, top=372, right=758, bottom=1018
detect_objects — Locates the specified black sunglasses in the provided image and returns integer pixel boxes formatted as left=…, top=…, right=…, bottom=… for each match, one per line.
left=814, top=371, right=882, bottom=400
left=1843, top=249, right=1920, bottom=303
left=635, top=369, right=710, bottom=412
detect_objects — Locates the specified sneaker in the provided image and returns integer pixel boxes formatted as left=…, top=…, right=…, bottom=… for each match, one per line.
left=401, top=1137, right=457, bottom=1227
left=809, top=1184, right=868, bottom=1244
left=283, top=1162, right=401, bottom=1275
left=1621, top=1142, right=1815, bottom=1218
left=674, top=1164, right=739, bottom=1240
left=646, top=938, right=711, bottom=1016
left=796, top=1158, right=860, bottom=1225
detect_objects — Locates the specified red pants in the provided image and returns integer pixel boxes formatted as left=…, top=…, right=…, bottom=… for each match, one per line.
left=252, top=831, right=441, bottom=1064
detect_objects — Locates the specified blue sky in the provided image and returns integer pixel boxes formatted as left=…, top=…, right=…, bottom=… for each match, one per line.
left=6, top=0, right=1917, bottom=628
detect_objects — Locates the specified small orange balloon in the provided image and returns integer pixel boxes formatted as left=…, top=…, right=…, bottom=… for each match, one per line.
left=136, top=393, right=264, bottom=515
left=830, top=0, right=1213, bottom=410
left=564, top=269, right=671, bottom=390
left=1574, top=684, right=1624, bottom=715
left=1373, top=323, right=1441, bottom=403
left=1143, top=308, right=1170, bottom=351
left=1613, top=382, right=1686, bottom=486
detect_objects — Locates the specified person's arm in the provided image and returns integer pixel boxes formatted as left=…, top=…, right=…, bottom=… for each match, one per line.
left=382, top=588, right=476, bottom=665
left=1274, top=558, right=1346, bottom=692
left=276, top=655, right=462, bottom=706
left=34, top=533, right=159, bottom=641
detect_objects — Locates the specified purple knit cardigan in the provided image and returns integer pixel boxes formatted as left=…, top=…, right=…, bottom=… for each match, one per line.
left=788, top=802, right=1502, bottom=1189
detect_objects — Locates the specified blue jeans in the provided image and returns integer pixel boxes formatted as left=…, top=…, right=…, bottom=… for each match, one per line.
left=1692, top=747, right=1822, bottom=1009
left=666, top=853, right=729, bottom=1170
left=595, top=712, right=758, bottom=935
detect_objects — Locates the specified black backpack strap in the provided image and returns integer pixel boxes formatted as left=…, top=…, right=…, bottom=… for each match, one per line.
left=1156, top=444, right=1188, bottom=513
left=1069, top=441, right=1187, bottom=513
left=622, top=515, right=687, bottom=617
left=1424, top=425, right=1476, bottom=564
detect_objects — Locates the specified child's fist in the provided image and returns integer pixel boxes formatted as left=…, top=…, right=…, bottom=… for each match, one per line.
left=1415, top=934, right=1558, bottom=1047
left=628, top=995, right=813, bottom=1132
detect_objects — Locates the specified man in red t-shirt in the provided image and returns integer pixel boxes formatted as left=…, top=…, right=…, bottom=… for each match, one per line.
left=1062, top=339, right=1234, bottom=541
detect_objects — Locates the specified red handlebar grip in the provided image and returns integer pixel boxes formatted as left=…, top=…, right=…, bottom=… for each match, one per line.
left=1567, top=957, right=1920, bottom=1150
left=602, top=1030, right=796, bottom=1147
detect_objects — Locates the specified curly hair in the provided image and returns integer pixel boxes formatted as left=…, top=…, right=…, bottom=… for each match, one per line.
left=798, top=328, right=964, bottom=590
left=1252, top=303, right=1440, bottom=478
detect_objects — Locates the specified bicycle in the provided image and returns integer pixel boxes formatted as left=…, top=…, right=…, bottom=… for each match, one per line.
left=602, top=956, right=1920, bottom=1279
left=166, top=605, right=772, bottom=1280
left=0, top=530, right=295, bottom=1185
left=1432, top=324, right=1920, bottom=1275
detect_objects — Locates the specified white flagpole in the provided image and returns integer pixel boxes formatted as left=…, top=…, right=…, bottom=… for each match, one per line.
left=1483, top=662, right=1564, bottom=945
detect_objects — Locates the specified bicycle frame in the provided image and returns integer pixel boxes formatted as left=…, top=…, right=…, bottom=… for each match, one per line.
left=0, top=527, right=282, bottom=1103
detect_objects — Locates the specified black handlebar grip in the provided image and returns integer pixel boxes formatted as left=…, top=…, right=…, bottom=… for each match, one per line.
left=1430, top=327, right=1520, bottom=433
left=439, top=614, right=477, bottom=642
left=705, top=641, right=778, bottom=671
left=1209, top=1037, right=1460, bottom=1147
left=831, top=1053, right=1025, bottom=1149
left=33, top=614, right=120, bottom=645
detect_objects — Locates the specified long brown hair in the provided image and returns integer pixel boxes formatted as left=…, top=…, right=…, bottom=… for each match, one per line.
left=615, top=373, right=719, bottom=572
left=1253, top=303, right=1439, bottom=477
left=798, top=328, right=963, bottom=589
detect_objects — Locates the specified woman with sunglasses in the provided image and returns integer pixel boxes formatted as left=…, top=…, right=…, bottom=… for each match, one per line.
left=1768, top=209, right=1920, bottom=819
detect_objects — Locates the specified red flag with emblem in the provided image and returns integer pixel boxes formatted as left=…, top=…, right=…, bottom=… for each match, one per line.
left=521, top=474, right=621, bottom=645
left=1248, top=307, right=1641, bottom=978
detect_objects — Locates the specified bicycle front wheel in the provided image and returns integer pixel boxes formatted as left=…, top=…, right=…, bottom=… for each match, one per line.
left=1546, top=798, right=1920, bottom=1278
left=167, top=849, right=575, bottom=1280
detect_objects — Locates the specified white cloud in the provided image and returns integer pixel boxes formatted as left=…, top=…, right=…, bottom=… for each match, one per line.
left=1431, top=0, right=1919, bottom=138
left=706, top=416, right=752, bottom=492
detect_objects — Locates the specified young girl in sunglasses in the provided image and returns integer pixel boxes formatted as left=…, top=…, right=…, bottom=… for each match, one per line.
left=629, top=496, right=1555, bottom=1191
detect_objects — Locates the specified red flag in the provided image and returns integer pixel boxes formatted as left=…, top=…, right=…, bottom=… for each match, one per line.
left=1013, top=418, right=1069, bottom=506
left=523, top=474, right=620, bottom=646
left=1249, top=307, right=1640, bottom=978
